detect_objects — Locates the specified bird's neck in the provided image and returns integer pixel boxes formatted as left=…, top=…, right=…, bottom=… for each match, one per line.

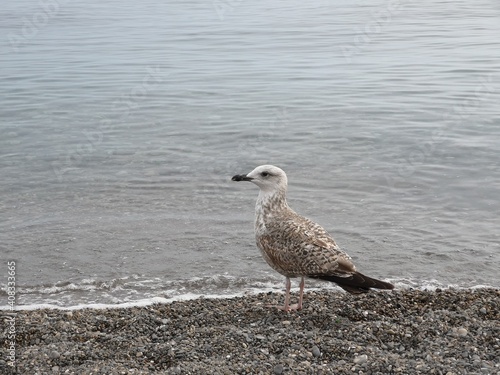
left=255, top=188, right=289, bottom=223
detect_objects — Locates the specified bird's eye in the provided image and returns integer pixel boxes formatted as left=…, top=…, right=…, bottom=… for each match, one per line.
left=261, top=172, right=269, bottom=177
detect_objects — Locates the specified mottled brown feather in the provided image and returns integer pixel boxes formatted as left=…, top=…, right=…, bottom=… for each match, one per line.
left=255, top=204, right=357, bottom=277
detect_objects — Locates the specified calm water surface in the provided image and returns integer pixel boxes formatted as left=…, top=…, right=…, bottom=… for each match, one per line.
left=1, top=0, right=499, bottom=308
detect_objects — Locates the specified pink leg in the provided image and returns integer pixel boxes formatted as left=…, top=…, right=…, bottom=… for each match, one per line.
left=266, top=277, right=304, bottom=312
left=288, top=276, right=305, bottom=311
left=284, top=277, right=291, bottom=310
left=297, top=276, right=305, bottom=310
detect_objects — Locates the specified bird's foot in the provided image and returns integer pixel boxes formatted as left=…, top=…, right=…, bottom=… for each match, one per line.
left=265, top=303, right=302, bottom=312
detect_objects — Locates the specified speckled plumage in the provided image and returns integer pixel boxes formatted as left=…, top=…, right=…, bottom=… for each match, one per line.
left=232, top=165, right=393, bottom=311
left=255, top=205, right=356, bottom=278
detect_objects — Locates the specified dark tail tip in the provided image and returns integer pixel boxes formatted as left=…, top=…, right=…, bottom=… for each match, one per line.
left=310, top=272, right=394, bottom=294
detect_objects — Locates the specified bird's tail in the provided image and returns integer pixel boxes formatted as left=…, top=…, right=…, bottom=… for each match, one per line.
left=310, top=272, right=394, bottom=294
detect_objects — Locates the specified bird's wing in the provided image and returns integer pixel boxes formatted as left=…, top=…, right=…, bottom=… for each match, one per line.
left=257, top=211, right=356, bottom=277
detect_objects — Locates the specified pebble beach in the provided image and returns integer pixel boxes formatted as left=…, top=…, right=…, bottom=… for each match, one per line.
left=2, top=288, right=499, bottom=375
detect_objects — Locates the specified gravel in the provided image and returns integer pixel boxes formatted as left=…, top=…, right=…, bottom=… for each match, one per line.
left=1, top=288, right=499, bottom=374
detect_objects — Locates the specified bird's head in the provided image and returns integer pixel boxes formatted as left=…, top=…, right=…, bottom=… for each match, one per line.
left=232, top=165, right=288, bottom=193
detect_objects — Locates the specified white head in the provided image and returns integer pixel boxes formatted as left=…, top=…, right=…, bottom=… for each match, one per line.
left=232, top=165, right=288, bottom=194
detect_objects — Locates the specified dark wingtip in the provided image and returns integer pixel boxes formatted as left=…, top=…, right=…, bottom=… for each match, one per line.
left=310, top=272, right=394, bottom=294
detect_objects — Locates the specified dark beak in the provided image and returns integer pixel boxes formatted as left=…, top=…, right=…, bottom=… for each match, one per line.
left=232, top=174, right=253, bottom=182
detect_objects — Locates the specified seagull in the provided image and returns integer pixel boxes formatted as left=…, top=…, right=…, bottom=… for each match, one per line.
left=232, top=165, right=394, bottom=311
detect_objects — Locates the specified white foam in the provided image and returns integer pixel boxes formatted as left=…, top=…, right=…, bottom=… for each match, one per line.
left=0, top=277, right=496, bottom=311
left=0, top=292, right=241, bottom=311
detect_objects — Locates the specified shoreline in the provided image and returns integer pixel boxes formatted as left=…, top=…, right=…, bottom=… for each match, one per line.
left=2, top=288, right=499, bottom=374
left=3, top=282, right=497, bottom=312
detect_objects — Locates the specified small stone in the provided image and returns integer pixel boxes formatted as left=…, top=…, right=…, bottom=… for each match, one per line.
left=49, top=350, right=60, bottom=359
left=312, top=346, right=321, bottom=357
left=354, top=354, right=368, bottom=364
left=457, top=328, right=468, bottom=336
left=479, top=307, right=487, bottom=314
left=273, top=364, right=284, bottom=374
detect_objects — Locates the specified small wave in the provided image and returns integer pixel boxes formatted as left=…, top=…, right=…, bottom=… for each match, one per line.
left=12, top=276, right=134, bottom=295
left=0, top=275, right=495, bottom=311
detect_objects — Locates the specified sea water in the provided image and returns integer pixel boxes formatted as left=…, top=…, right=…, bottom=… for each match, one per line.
left=1, top=0, right=499, bottom=309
